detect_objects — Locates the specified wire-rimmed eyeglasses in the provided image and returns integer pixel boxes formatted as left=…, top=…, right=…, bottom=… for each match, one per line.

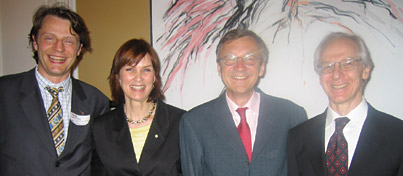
left=217, top=53, right=262, bottom=66
left=318, top=57, right=362, bottom=74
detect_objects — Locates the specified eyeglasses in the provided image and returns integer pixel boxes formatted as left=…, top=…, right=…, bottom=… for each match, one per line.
left=217, top=53, right=262, bottom=66
left=318, top=57, right=362, bottom=74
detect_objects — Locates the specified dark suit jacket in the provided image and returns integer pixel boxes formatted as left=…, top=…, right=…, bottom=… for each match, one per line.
left=287, top=104, right=403, bottom=176
left=0, top=69, right=110, bottom=176
left=180, top=90, right=307, bottom=176
left=92, top=99, right=185, bottom=176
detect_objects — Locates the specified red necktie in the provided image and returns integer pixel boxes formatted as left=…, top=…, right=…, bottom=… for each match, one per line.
left=326, top=117, right=350, bottom=176
left=236, top=107, right=252, bottom=162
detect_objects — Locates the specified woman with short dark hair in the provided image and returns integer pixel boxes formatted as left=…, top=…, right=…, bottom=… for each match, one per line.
left=92, top=39, right=185, bottom=176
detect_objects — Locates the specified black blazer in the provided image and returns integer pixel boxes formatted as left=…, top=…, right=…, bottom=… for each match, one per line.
left=0, top=69, right=110, bottom=176
left=287, top=104, right=403, bottom=176
left=92, top=99, right=185, bottom=176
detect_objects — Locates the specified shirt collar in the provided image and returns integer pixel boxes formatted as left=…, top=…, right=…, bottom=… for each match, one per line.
left=226, top=90, right=260, bottom=115
left=326, top=98, right=368, bottom=128
left=35, top=66, right=71, bottom=91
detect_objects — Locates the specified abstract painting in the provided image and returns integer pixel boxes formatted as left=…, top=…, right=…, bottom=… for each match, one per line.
left=152, top=0, right=403, bottom=118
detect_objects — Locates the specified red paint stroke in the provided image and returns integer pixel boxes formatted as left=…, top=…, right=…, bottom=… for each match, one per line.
left=160, top=1, right=232, bottom=92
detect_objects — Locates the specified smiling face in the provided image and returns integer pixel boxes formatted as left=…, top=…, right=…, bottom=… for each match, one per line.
left=119, top=54, right=156, bottom=104
left=33, top=15, right=82, bottom=83
left=217, top=36, right=265, bottom=103
left=319, top=37, right=370, bottom=112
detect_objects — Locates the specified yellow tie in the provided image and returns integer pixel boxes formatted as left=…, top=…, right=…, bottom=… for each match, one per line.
left=45, top=87, right=65, bottom=156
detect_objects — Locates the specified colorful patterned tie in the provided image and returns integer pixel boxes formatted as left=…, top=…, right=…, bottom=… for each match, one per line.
left=236, top=107, right=252, bottom=162
left=326, top=117, right=350, bottom=176
left=45, top=87, right=65, bottom=156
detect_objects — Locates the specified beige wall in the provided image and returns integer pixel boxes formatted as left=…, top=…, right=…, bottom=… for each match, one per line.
left=77, top=0, right=150, bottom=98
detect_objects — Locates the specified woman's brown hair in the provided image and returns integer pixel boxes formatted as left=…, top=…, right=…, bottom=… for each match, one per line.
left=109, top=39, right=164, bottom=104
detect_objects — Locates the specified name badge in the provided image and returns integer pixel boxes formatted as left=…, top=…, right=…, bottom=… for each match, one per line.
left=70, top=112, right=90, bottom=126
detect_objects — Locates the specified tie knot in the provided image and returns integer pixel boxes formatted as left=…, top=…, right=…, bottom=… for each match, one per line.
left=236, top=107, right=248, bottom=119
left=46, top=86, right=64, bottom=97
left=236, top=107, right=248, bottom=114
left=335, top=117, right=350, bottom=130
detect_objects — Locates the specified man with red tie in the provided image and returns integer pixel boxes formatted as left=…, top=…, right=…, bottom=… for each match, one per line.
left=287, top=32, right=403, bottom=176
left=179, top=29, right=307, bottom=176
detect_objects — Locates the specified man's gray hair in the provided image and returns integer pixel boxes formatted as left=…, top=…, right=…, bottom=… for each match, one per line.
left=216, top=29, right=269, bottom=63
left=313, top=32, right=374, bottom=74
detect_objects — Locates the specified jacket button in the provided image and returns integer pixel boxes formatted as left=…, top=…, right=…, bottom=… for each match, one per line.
left=245, top=161, right=249, bottom=166
left=55, top=161, right=61, bottom=167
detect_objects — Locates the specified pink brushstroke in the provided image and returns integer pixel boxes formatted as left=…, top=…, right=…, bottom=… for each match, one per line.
left=385, top=0, right=403, bottom=23
left=160, top=1, right=233, bottom=92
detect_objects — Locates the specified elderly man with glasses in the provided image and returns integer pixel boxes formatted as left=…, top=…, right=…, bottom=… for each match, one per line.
left=287, top=32, right=403, bottom=176
left=179, top=29, right=307, bottom=176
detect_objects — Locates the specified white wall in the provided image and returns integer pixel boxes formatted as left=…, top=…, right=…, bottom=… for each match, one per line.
left=0, top=0, right=46, bottom=76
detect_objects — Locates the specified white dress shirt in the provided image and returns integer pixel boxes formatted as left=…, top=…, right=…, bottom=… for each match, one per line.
left=226, top=91, right=260, bottom=150
left=325, top=98, right=368, bottom=168
left=36, top=67, right=72, bottom=139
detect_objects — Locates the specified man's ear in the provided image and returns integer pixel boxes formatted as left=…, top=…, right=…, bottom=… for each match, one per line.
left=258, top=61, right=266, bottom=77
left=32, top=36, right=38, bottom=51
left=77, top=44, right=83, bottom=56
left=362, top=65, right=371, bottom=80
left=217, top=63, right=222, bottom=77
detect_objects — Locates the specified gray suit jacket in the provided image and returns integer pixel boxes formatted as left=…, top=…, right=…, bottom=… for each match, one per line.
left=0, top=69, right=110, bottom=176
left=287, top=104, right=403, bottom=176
left=180, top=90, right=307, bottom=176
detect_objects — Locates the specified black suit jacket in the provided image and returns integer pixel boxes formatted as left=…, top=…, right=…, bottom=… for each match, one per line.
left=287, top=104, right=403, bottom=176
left=0, top=69, right=110, bottom=176
left=92, top=99, right=185, bottom=176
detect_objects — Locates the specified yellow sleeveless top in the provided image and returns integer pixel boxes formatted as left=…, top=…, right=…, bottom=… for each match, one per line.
left=129, top=124, right=151, bottom=163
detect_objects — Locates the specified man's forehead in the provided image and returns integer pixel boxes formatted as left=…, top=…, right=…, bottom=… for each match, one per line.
left=40, top=15, right=77, bottom=34
left=321, top=39, right=358, bottom=59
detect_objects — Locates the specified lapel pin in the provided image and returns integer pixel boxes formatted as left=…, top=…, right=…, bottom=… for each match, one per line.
left=155, top=134, right=158, bottom=139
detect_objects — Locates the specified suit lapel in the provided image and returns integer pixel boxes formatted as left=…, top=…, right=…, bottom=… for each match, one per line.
left=109, top=105, right=142, bottom=173
left=305, top=112, right=327, bottom=176
left=252, top=95, right=276, bottom=162
left=112, top=105, right=137, bottom=159
left=349, top=105, right=385, bottom=174
left=139, top=100, right=169, bottom=165
left=20, top=69, right=56, bottom=154
left=211, top=94, right=247, bottom=158
left=62, top=78, right=88, bottom=156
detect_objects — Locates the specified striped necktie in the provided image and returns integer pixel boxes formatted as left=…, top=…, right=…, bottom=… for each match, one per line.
left=45, top=86, right=65, bottom=156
